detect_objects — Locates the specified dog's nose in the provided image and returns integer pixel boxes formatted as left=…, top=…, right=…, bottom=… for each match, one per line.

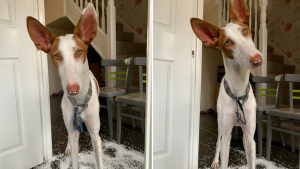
left=250, top=54, right=263, bottom=67
left=67, top=84, right=80, bottom=95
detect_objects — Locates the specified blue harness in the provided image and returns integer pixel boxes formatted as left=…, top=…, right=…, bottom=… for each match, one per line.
left=224, top=79, right=250, bottom=125
left=68, top=81, right=92, bottom=133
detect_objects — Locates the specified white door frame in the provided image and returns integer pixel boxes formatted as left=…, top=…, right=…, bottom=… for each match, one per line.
left=188, top=0, right=204, bottom=168
left=35, top=0, right=53, bottom=161
left=145, top=0, right=152, bottom=168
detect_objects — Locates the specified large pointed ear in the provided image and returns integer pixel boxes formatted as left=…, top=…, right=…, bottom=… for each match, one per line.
left=74, top=3, right=98, bottom=44
left=229, top=0, right=250, bottom=24
left=27, top=16, right=56, bottom=53
left=190, top=18, right=220, bottom=47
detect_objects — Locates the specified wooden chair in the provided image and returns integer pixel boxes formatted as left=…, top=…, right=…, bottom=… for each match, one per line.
left=116, top=57, right=146, bottom=144
left=266, top=74, right=300, bottom=160
left=100, top=57, right=133, bottom=138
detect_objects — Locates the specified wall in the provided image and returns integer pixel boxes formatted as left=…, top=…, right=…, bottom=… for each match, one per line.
left=115, top=0, right=148, bottom=39
left=267, top=0, right=300, bottom=67
left=44, top=0, right=64, bottom=25
left=46, top=27, right=74, bottom=94
left=200, top=5, right=224, bottom=111
left=200, top=46, right=223, bottom=111
left=204, top=5, right=219, bottom=27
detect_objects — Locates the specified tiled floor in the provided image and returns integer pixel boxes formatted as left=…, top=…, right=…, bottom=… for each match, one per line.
left=198, top=113, right=299, bottom=169
left=33, top=96, right=144, bottom=168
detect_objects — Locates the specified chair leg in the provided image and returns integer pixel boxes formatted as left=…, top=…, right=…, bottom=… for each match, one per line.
left=117, top=102, right=122, bottom=144
left=234, top=126, right=238, bottom=140
left=266, top=114, right=273, bottom=161
left=140, top=107, right=145, bottom=133
left=276, top=116, right=286, bottom=146
left=107, top=97, right=113, bottom=138
left=291, top=121, right=295, bottom=152
left=257, top=111, right=263, bottom=155
left=129, top=107, right=136, bottom=128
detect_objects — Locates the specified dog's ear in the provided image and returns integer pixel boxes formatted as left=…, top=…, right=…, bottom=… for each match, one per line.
left=190, top=18, right=220, bottom=47
left=229, top=0, right=250, bottom=24
left=27, top=16, right=57, bottom=53
left=74, top=3, right=98, bottom=44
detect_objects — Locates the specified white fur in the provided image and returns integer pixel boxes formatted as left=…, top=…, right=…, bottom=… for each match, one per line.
left=56, top=4, right=103, bottom=169
left=211, top=23, right=262, bottom=169
left=222, top=23, right=263, bottom=70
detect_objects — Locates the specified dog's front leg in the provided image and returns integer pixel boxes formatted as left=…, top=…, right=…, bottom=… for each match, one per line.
left=68, top=127, right=80, bottom=168
left=84, top=109, right=104, bottom=169
left=220, top=115, right=235, bottom=169
left=65, top=136, right=71, bottom=155
left=241, top=112, right=256, bottom=169
left=211, top=126, right=221, bottom=169
left=62, top=105, right=80, bottom=168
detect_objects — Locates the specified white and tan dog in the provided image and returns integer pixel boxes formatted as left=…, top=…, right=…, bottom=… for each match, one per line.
left=191, top=0, right=263, bottom=168
left=27, top=3, right=103, bottom=169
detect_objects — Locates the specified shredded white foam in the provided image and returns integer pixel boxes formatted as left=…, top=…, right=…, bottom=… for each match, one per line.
left=35, top=141, right=144, bottom=169
left=203, top=149, right=288, bottom=169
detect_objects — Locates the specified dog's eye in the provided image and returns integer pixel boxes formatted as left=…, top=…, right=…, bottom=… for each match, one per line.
left=54, top=54, right=60, bottom=59
left=225, top=41, right=232, bottom=46
left=76, top=50, right=82, bottom=55
left=243, top=29, right=248, bottom=34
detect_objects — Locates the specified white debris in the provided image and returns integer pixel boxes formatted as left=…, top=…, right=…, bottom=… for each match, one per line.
left=35, top=141, right=144, bottom=169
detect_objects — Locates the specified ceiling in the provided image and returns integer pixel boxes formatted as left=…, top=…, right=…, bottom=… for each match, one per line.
left=204, top=0, right=218, bottom=14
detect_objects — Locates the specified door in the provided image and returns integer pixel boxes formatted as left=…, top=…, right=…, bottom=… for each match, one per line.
left=0, top=0, right=44, bottom=168
left=153, top=0, right=197, bottom=168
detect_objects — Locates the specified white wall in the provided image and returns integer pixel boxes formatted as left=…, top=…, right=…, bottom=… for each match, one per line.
left=200, top=4, right=224, bottom=111
left=203, top=5, right=219, bottom=26
left=46, top=27, right=74, bottom=94
left=200, top=46, right=223, bottom=111
left=44, top=0, right=64, bottom=25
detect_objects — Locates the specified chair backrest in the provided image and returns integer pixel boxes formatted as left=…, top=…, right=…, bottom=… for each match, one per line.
left=252, top=74, right=283, bottom=108
left=134, top=57, right=146, bottom=92
left=285, top=74, right=300, bottom=108
left=101, top=57, right=133, bottom=93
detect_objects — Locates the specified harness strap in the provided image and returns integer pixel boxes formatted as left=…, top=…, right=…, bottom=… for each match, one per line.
left=68, top=81, right=92, bottom=133
left=224, top=79, right=250, bottom=125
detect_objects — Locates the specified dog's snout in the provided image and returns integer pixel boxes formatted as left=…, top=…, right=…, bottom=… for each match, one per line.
left=67, top=83, right=80, bottom=95
left=250, top=54, right=263, bottom=67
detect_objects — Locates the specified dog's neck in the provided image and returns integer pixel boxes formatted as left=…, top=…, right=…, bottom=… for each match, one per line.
left=222, top=53, right=250, bottom=97
left=64, top=60, right=91, bottom=104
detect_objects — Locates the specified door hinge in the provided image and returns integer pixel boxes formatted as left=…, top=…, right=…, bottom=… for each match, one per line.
left=192, top=50, right=195, bottom=58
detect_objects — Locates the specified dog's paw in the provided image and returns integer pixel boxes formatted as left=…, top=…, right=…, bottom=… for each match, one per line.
left=65, top=147, right=71, bottom=155
left=211, top=161, right=219, bottom=169
left=101, top=142, right=105, bottom=149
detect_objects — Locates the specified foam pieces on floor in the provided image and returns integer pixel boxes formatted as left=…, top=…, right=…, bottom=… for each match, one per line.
left=203, top=150, right=288, bottom=169
left=36, top=141, right=144, bottom=169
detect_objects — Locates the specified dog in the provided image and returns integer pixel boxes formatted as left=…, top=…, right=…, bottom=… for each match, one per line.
left=191, top=0, right=263, bottom=168
left=27, top=3, right=103, bottom=169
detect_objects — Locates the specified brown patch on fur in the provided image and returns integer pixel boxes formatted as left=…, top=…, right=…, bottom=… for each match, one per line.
left=74, top=12, right=98, bottom=44
left=190, top=18, right=220, bottom=47
left=218, top=29, right=234, bottom=59
left=229, top=0, right=249, bottom=24
left=233, top=21, right=252, bottom=39
left=72, top=35, right=88, bottom=63
left=48, top=38, right=63, bottom=67
left=27, top=16, right=57, bottom=53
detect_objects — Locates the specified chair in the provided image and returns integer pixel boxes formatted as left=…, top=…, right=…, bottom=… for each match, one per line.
left=266, top=74, right=300, bottom=160
left=100, top=57, right=133, bottom=138
left=252, top=74, right=285, bottom=155
left=116, top=57, right=146, bottom=144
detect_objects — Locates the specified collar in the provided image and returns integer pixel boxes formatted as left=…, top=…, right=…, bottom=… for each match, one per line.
left=68, top=81, right=92, bottom=133
left=224, top=79, right=250, bottom=125
left=224, top=79, right=250, bottom=102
